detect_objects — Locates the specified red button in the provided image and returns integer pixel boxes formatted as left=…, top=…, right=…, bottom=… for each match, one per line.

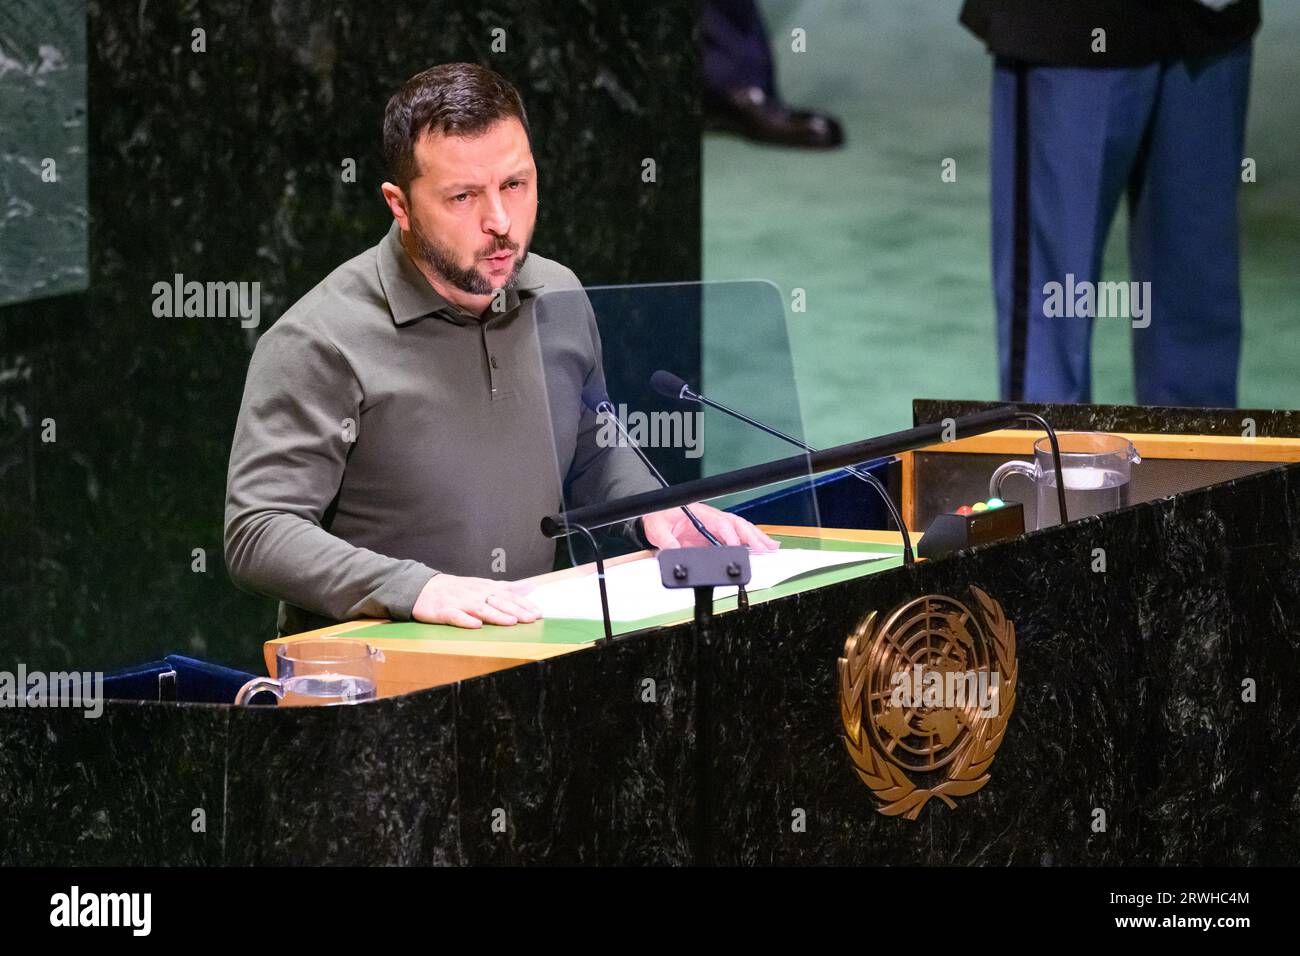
left=955, top=505, right=973, bottom=516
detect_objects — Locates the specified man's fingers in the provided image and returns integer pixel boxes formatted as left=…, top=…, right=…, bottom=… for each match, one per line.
left=712, top=517, right=742, bottom=547
left=491, top=593, right=540, bottom=622
left=503, top=602, right=541, bottom=622
left=650, top=522, right=681, bottom=549
left=738, top=520, right=779, bottom=552
left=415, top=575, right=546, bottom=628
left=502, top=583, right=543, bottom=617
left=734, top=520, right=765, bottom=550
left=471, top=601, right=518, bottom=626
left=445, top=608, right=484, bottom=628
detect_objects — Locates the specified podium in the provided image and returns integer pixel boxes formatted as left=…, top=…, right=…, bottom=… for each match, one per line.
left=262, top=526, right=911, bottom=699
left=4, top=400, right=1300, bottom=866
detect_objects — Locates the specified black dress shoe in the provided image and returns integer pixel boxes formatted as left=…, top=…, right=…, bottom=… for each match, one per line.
left=705, top=86, right=845, bottom=149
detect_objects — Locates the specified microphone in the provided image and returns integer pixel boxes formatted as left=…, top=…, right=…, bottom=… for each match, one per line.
left=650, top=370, right=915, bottom=565
left=581, top=385, right=722, bottom=547
left=650, top=370, right=695, bottom=403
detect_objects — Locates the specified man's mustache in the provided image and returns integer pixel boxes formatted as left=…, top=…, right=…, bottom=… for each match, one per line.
left=479, top=237, right=519, bottom=257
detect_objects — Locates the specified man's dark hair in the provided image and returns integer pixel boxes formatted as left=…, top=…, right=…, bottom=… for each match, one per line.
left=383, top=63, right=530, bottom=191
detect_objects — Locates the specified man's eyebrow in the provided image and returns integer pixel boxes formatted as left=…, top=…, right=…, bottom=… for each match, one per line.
left=442, top=169, right=532, bottom=193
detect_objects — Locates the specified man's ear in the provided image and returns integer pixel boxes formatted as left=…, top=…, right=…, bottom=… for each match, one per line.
left=380, top=182, right=410, bottom=230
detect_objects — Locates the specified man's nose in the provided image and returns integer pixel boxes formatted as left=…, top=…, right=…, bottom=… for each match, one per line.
left=482, top=189, right=511, bottom=235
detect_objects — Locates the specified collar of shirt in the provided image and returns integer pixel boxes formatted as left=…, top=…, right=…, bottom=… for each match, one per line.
left=377, top=220, right=545, bottom=328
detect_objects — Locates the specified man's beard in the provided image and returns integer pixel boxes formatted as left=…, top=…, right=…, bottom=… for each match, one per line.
left=409, top=221, right=528, bottom=296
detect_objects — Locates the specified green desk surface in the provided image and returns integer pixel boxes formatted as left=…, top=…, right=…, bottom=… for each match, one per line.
left=344, top=534, right=904, bottom=646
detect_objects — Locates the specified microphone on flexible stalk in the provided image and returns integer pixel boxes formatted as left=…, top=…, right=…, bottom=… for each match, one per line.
left=650, top=371, right=698, bottom=403
left=649, top=370, right=915, bottom=565
left=581, top=385, right=723, bottom=548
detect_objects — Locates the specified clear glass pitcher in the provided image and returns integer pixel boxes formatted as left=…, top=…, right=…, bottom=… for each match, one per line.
left=235, top=638, right=383, bottom=706
left=989, top=432, right=1141, bottom=529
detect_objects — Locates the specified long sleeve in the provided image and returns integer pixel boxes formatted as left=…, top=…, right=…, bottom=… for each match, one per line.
left=223, top=320, right=436, bottom=622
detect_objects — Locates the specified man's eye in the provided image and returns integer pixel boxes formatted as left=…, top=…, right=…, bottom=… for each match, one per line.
left=451, top=193, right=470, bottom=203
left=506, top=180, right=524, bottom=190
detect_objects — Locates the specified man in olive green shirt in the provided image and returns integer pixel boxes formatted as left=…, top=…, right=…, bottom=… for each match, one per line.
left=224, top=63, right=775, bottom=635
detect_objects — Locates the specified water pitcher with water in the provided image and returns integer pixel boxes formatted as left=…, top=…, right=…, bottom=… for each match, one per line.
left=990, top=432, right=1141, bottom=529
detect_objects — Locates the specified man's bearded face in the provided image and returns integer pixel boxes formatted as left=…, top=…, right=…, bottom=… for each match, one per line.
left=403, top=117, right=538, bottom=299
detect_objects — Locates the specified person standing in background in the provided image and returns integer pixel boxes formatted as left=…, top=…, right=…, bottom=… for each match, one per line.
left=704, top=0, right=844, bottom=148
left=961, top=0, right=1260, bottom=406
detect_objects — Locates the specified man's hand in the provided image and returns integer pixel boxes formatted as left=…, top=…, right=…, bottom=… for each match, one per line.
left=641, top=503, right=780, bottom=552
left=411, top=573, right=542, bottom=629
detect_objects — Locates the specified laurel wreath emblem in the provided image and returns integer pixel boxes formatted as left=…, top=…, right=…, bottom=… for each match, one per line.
left=837, top=587, right=1017, bottom=820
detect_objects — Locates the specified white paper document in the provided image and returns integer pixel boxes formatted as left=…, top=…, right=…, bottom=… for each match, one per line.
left=526, top=547, right=894, bottom=622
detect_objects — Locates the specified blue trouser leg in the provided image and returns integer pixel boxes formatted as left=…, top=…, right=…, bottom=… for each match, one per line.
left=1127, top=42, right=1252, bottom=406
left=991, top=58, right=1157, bottom=402
left=703, top=0, right=775, bottom=99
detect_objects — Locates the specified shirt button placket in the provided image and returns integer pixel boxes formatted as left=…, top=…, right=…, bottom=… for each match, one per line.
left=482, top=323, right=498, bottom=395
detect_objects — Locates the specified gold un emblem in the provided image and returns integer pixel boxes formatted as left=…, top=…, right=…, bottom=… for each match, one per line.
left=837, top=588, right=1017, bottom=819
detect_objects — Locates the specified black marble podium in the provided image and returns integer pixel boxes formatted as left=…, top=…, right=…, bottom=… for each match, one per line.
left=3, top=403, right=1299, bottom=865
